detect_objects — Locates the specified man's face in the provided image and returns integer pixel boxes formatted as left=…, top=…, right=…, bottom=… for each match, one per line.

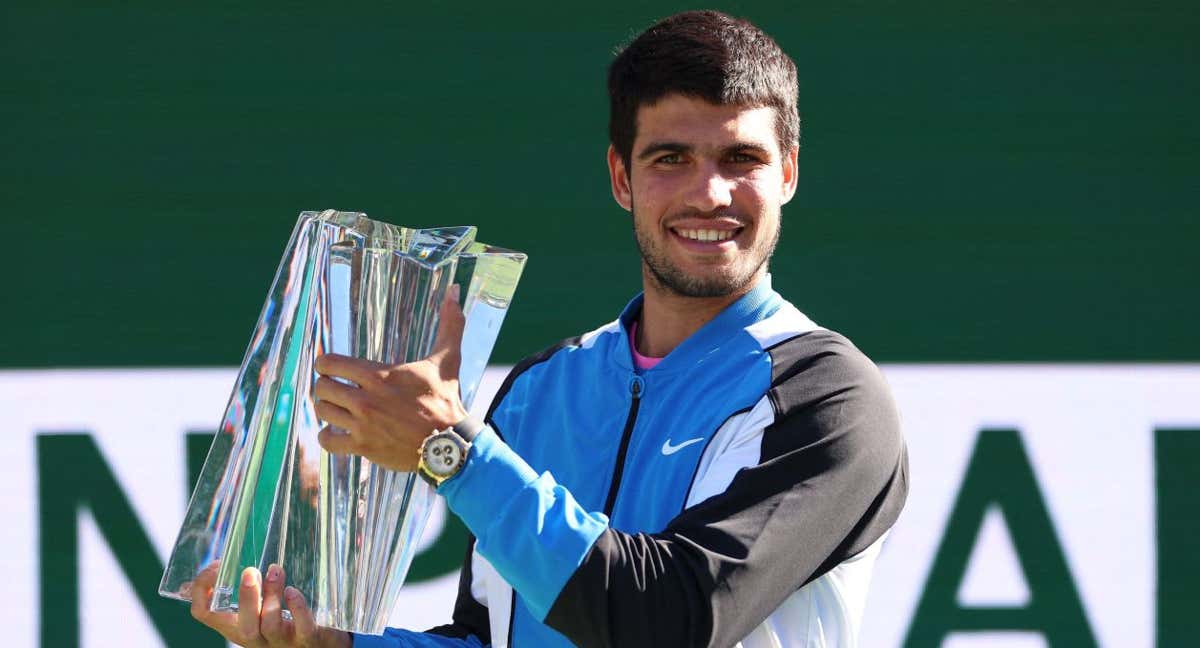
left=608, top=94, right=798, bottom=298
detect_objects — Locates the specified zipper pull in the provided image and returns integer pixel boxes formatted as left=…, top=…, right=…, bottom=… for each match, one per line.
left=629, top=375, right=644, bottom=399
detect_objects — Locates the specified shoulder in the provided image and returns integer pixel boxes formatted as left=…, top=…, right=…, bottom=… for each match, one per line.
left=737, top=296, right=888, bottom=410
left=759, top=326, right=903, bottom=457
left=768, top=328, right=883, bottom=384
left=764, top=328, right=890, bottom=409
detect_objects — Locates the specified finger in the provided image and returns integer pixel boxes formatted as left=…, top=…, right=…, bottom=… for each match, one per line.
left=236, top=567, right=264, bottom=643
left=427, top=285, right=465, bottom=376
left=259, top=564, right=288, bottom=642
left=314, top=397, right=356, bottom=430
left=189, top=561, right=221, bottom=621
left=313, top=376, right=363, bottom=413
left=190, top=562, right=243, bottom=641
left=314, top=353, right=383, bottom=386
left=285, top=586, right=319, bottom=641
left=318, top=425, right=360, bottom=456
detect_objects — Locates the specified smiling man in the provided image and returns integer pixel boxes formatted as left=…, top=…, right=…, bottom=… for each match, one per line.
left=190, top=10, right=908, bottom=648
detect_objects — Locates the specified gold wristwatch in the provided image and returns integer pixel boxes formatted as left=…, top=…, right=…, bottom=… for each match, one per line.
left=416, top=417, right=483, bottom=487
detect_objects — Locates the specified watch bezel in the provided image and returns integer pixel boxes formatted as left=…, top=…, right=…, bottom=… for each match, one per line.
left=417, top=428, right=471, bottom=487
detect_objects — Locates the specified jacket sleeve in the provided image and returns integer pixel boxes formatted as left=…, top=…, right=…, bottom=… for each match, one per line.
left=351, top=535, right=491, bottom=648
left=438, top=333, right=908, bottom=647
left=350, top=631, right=485, bottom=648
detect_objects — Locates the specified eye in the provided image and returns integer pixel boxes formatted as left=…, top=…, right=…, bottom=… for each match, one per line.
left=729, top=152, right=761, bottom=164
left=656, top=153, right=683, bottom=164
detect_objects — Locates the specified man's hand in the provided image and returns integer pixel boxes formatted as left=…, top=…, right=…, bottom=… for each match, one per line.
left=314, top=287, right=469, bottom=472
left=189, top=562, right=351, bottom=648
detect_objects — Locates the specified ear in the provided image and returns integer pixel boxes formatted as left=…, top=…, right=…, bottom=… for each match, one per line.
left=780, top=146, right=799, bottom=205
left=607, top=144, right=633, bottom=212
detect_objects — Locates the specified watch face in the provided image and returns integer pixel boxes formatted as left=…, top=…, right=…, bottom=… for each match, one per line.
left=423, top=434, right=463, bottom=477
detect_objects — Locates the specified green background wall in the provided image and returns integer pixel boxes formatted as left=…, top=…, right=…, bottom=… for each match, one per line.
left=3, top=1, right=1196, bottom=367
left=4, top=4, right=1197, bottom=647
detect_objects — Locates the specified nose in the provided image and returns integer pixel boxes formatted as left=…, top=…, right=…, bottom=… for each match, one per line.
left=683, top=161, right=734, bottom=213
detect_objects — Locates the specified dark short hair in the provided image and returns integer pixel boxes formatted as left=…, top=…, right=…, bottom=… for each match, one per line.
left=608, top=10, right=800, bottom=171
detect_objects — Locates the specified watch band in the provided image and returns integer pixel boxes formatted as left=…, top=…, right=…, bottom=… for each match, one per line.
left=451, top=415, right=484, bottom=443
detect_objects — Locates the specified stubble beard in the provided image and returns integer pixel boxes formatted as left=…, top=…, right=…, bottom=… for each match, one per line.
left=632, top=209, right=780, bottom=298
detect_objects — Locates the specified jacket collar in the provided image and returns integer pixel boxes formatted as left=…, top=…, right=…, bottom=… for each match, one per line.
left=614, top=275, right=782, bottom=373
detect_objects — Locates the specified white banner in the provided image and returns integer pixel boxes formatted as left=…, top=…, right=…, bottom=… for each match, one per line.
left=2, top=366, right=1197, bottom=647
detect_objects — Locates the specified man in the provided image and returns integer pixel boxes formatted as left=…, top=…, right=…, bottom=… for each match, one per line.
left=191, top=10, right=907, bottom=647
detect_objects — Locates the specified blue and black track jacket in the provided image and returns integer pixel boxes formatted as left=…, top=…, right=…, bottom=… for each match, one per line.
left=355, top=278, right=909, bottom=647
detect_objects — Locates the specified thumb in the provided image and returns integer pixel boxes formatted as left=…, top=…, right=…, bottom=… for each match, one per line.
left=428, top=284, right=465, bottom=378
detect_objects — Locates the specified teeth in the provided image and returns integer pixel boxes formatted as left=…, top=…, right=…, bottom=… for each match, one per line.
left=678, top=229, right=734, bottom=242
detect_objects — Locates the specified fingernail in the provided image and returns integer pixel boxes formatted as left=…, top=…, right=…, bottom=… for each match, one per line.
left=450, top=284, right=461, bottom=300
left=241, top=569, right=257, bottom=587
left=285, top=586, right=300, bottom=602
left=266, top=564, right=281, bottom=582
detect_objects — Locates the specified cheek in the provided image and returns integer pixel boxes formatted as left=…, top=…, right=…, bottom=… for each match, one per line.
left=634, top=175, right=677, bottom=208
left=732, top=192, right=767, bottom=218
left=738, top=168, right=783, bottom=195
left=733, top=178, right=778, bottom=213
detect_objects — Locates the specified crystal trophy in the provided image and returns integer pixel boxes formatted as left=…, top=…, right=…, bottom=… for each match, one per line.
left=158, top=210, right=526, bottom=634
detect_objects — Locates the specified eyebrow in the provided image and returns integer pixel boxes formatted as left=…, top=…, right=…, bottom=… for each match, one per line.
left=636, top=141, right=691, bottom=161
left=727, top=142, right=773, bottom=157
left=636, top=141, right=774, bottom=161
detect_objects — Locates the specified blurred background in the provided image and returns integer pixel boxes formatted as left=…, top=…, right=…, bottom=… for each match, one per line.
left=2, top=1, right=1196, bottom=647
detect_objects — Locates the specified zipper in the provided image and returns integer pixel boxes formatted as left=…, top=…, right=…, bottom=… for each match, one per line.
left=602, top=375, right=643, bottom=516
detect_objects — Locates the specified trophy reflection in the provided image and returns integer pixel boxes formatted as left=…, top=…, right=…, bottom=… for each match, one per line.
left=158, top=210, right=526, bottom=634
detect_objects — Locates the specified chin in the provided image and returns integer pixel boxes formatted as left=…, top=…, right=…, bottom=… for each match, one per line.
left=652, top=268, right=757, bottom=299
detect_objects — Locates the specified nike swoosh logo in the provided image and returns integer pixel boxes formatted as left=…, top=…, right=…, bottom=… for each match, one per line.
left=661, top=437, right=705, bottom=455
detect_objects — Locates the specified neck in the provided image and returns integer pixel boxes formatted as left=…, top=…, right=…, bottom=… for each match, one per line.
left=634, top=268, right=763, bottom=358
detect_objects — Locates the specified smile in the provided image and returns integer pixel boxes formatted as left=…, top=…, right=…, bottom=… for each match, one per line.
left=674, top=228, right=737, bottom=242
left=667, top=225, right=739, bottom=246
